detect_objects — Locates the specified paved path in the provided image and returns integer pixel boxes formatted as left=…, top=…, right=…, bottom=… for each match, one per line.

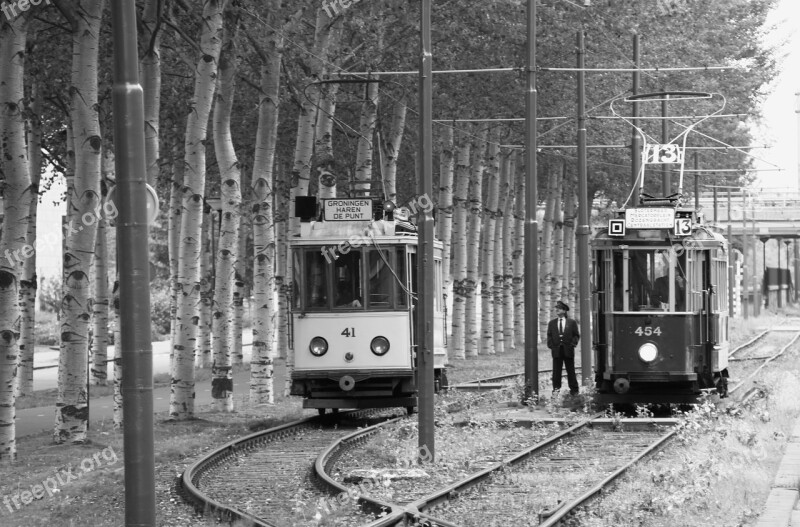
left=16, top=338, right=290, bottom=439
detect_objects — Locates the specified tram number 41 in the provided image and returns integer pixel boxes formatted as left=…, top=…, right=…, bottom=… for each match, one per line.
left=341, top=327, right=356, bottom=337
left=634, top=326, right=661, bottom=336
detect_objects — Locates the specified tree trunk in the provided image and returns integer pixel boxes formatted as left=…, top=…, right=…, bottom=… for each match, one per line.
left=502, top=152, right=517, bottom=351
left=198, top=206, right=213, bottom=367
left=480, top=138, right=500, bottom=355
left=0, top=13, right=31, bottom=461
left=211, top=12, right=241, bottom=413
left=354, top=81, right=379, bottom=196
left=171, top=0, right=225, bottom=420
left=141, top=0, right=163, bottom=187
left=437, top=127, right=454, bottom=298
left=513, top=152, right=526, bottom=349
left=91, top=217, right=109, bottom=385
left=551, top=164, right=565, bottom=311
left=539, top=169, right=556, bottom=339
left=168, top=129, right=183, bottom=352
left=112, top=279, right=122, bottom=427
left=493, top=149, right=510, bottom=355
left=378, top=99, right=406, bottom=204
left=449, top=133, right=471, bottom=360
left=562, top=172, right=576, bottom=306
left=54, top=0, right=104, bottom=444
left=250, top=9, right=282, bottom=404
left=464, top=129, right=487, bottom=358
left=315, top=81, right=339, bottom=200
left=18, top=78, right=42, bottom=397
left=275, top=167, right=289, bottom=361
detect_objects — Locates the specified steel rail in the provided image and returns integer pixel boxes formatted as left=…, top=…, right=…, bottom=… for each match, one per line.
left=537, top=426, right=678, bottom=526
left=729, top=331, right=800, bottom=395
left=179, top=410, right=383, bottom=526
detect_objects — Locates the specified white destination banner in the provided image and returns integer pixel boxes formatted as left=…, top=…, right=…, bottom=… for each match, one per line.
left=323, top=199, right=373, bottom=221
left=625, top=208, right=675, bottom=229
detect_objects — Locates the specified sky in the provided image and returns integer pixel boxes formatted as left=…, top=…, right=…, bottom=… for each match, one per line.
left=752, top=0, right=799, bottom=190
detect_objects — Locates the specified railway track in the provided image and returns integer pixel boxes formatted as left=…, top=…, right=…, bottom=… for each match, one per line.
left=320, top=413, right=678, bottom=526
left=179, top=409, right=405, bottom=527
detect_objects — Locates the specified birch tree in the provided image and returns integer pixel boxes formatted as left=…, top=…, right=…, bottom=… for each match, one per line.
left=492, top=149, right=511, bottom=354
left=480, top=139, right=500, bottom=355
left=91, top=215, right=109, bottom=385
left=449, top=133, right=471, bottom=360
left=437, top=128, right=454, bottom=298
left=539, top=170, right=556, bottom=337
left=249, top=5, right=282, bottom=405
left=315, top=81, right=339, bottom=200
left=551, top=165, right=565, bottom=310
left=378, top=98, right=406, bottom=204
left=18, top=79, right=43, bottom=397
left=464, top=129, right=487, bottom=358
left=353, top=81, right=379, bottom=196
left=513, top=153, right=526, bottom=349
left=141, top=0, right=163, bottom=187
left=171, top=0, right=226, bottom=420
left=199, top=205, right=212, bottom=367
left=210, top=9, right=241, bottom=413
left=0, top=11, right=31, bottom=460
left=562, top=172, right=576, bottom=307
left=502, top=151, right=517, bottom=350
left=53, top=0, right=104, bottom=444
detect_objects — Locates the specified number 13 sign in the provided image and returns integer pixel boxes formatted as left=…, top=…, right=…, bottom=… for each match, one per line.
left=644, top=144, right=684, bottom=164
left=674, top=217, right=691, bottom=236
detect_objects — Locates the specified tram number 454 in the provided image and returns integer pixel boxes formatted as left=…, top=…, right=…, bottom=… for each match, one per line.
left=634, top=326, right=662, bottom=336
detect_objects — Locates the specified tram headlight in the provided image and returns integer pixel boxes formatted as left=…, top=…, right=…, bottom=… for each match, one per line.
left=370, top=336, right=390, bottom=356
left=309, top=337, right=328, bottom=357
left=638, top=342, right=658, bottom=363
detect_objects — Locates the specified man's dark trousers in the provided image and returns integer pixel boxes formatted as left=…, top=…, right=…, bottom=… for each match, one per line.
left=553, top=348, right=579, bottom=394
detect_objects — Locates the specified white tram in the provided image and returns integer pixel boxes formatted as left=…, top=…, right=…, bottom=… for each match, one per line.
left=288, top=197, right=447, bottom=413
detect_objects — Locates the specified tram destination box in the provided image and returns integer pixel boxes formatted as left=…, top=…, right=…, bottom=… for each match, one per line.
left=624, top=207, right=675, bottom=229
left=323, top=198, right=373, bottom=221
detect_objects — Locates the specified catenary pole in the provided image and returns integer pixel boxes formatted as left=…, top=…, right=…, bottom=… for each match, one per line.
left=631, top=35, right=641, bottom=199
left=524, top=0, right=539, bottom=402
left=576, top=32, right=592, bottom=386
left=417, top=0, right=435, bottom=462
left=110, top=1, right=156, bottom=525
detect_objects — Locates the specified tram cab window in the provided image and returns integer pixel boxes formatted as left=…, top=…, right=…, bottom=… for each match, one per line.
left=304, top=250, right=329, bottom=308
left=611, top=248, right=687, bottom=312
left=367, top=249, right=393, bottom=308
left=334, top=252, right=363, bottom=308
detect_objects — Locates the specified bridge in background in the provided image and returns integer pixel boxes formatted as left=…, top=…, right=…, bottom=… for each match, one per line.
left=696, top=189, right=800, bottom=240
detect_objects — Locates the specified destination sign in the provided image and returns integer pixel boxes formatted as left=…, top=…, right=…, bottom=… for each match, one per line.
left=625, top=208, right=675, bottom=229
left=323, top=199, right=373, bottom=221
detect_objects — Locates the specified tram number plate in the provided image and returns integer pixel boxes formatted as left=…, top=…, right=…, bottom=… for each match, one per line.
left=341, top=327, right=356, bottom=337
left=644, top=144, right=684, bottom=164
left=634, top=326, right=661, bottom=336
left=674, top=218, right=692, bottom=236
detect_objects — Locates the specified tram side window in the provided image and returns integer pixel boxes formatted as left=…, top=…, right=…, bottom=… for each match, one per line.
left=334, top=251, right=363, bottom=308
left=367, top=249, right=394, bottom=308
left=304, top=250, right=328, bottom=308
left=612, top=252, right=623, bottom=311
left=396, top=248, right=407, bottom=307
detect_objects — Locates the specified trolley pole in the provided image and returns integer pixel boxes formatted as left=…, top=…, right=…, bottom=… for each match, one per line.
left=576, top=32, right=592, bottom=386
left=524, top=0, right=540, bottom=402
left=417, top=0, right=435, bottom=462
left=631, top=35, right=641, bottom=199
left=727, top=189, right=734, bottom=317
left=661, top=93, right=670, bottom=196
left=110, top=2, right=156, bottom=525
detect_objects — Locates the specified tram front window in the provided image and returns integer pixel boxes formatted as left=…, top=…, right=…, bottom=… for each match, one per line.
left=334, top=252, right=363, bottom=308
left=612, top=248, right=687, bottom=312
left=367, top=249, right=393, bottom=308
left=305, top=250, right=328, bottom=308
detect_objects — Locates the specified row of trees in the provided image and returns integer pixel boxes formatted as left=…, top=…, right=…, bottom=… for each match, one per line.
left=0, top=0, right=780, bottom=460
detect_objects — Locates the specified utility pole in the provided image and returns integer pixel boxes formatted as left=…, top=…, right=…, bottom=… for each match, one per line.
left=417, top=0, right=435, bottom=462
left=631, top=35, right=641, bottom=199
left=524, top=0, right=539, bottom=402
left=662, top=92, right=670, bottom=196
left=576, top=31, right=592, bottom=386
left=110, top=1, right=156, bottom=525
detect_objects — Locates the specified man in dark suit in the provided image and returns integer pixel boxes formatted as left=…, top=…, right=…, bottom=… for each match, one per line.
left=546, top=300, right=580, bottom=395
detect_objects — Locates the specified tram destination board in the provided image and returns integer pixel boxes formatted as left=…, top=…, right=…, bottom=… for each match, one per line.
left=625, top=207, right=675, bottom=229
left=323, top=198, right=373, bottom=221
